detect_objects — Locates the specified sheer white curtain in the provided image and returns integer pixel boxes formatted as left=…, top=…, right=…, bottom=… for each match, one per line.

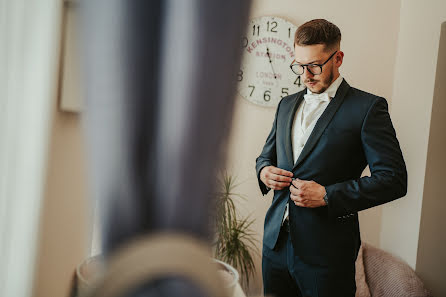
left=0, top=1, right=62, bottom=296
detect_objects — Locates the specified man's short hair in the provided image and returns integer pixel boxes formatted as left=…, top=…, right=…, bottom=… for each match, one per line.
left=294, top=19, right=341, bottom=51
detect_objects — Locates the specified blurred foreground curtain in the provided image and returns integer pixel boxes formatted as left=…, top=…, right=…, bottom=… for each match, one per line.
left=0, top=1, right=61, bottom=297
left=79, top=0, right=251, bottom=296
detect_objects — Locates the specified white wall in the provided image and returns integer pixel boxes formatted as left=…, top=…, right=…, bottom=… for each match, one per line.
left=0, top=1, right=62, bottom=297
left=415, top=21, right=446, bottom=297
left=225, top=0, right=402, bottom=294
left=377, top=1, right=446, bottom=295
left=380, top=0, right=446, bottom=271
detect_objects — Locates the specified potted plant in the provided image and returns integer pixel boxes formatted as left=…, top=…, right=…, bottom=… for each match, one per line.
left=73, top=172, right=257, bottom=297
left=212, top=172, right=258, bottom=289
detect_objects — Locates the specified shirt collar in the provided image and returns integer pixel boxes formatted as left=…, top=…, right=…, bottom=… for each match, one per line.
left=307, top=75, right=344, bottom=99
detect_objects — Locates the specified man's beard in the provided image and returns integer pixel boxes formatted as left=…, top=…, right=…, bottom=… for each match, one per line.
left=305, top=67, right=334, bottom=94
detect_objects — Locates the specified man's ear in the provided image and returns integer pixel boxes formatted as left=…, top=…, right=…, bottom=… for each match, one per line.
left=335, top=51, right=344, bottom=67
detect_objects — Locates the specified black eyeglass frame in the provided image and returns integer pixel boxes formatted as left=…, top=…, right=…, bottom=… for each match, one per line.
left=290, top=51, right=338, bottom=76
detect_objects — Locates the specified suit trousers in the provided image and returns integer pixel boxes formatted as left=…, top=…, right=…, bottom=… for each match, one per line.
left=262, top=221, right=356, bottom=297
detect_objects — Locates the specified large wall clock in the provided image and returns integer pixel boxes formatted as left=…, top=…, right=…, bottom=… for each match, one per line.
left=237, top=16, right=304, bottom=107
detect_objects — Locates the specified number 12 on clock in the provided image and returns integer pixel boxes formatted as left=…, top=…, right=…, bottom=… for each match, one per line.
left=238, top=16, right=304, bottom=107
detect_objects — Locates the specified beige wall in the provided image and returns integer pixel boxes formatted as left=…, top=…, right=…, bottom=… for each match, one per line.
left=415, top=22, right=446, bottom=297
left=32, top=100, right=89, bottom=297
left=32, top=5, right=90, bottom=296
left=380, top=0, right=446, bottom=273
left=225, top=0, right=402, bottom=294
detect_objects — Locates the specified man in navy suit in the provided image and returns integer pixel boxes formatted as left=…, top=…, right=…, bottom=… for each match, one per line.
left=256, top=19, right=407, bottom=297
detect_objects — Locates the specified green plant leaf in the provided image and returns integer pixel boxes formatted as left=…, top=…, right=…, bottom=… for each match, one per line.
left=212, top=172, right=259, bottom=288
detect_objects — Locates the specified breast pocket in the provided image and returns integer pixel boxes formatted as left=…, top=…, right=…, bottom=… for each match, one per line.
left=322, top=126, right=357, bottom=136
left=320, top=127, right=359, bottom=148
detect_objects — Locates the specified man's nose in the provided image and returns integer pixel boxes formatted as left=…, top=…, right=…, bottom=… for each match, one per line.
left=303, top=66, right=314, bottom=78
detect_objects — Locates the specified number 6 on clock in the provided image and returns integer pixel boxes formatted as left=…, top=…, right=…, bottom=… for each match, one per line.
left=237, top=16, right=305, bottom=107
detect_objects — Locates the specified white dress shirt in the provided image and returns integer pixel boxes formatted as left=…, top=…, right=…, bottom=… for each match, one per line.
left=282, top=76, right=344, bottom=223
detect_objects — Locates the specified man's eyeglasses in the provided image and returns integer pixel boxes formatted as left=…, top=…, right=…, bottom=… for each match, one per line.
left=290, top=51, right=337, bottom=76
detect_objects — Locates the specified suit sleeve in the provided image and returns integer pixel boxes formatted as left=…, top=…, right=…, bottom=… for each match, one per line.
left=255, top=101, right=282, bottom=195
left=325, top=97, right=407, bottom=218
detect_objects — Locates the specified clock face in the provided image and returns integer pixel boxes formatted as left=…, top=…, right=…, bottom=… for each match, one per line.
left=237, top=16, right=304, bottom=107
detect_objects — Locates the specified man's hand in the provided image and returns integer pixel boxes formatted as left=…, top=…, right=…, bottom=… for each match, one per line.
left=260, top=166, right=293, bottom=190
left=289, top=178, right=326, bottom=208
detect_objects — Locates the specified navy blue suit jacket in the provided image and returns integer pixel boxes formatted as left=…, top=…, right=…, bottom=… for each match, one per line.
left=256, top=79, right=407, bottom=268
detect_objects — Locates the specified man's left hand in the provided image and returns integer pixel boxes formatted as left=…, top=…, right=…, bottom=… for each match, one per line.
left=289, top=178, right=326, bottom=208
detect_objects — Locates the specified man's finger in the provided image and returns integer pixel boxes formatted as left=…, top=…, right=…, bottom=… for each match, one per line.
left=290, top=193, right=303, bottom=202
left=271, top=167, right=293, bottom=177
left=290, top=181, right=304, bottom=193
left=270, top=174, right=292, bottom=182
left=265, top=168, right=292, bottom=183
left=289, top=185, right=300, bottom=195
left=292, top=178, right=306, bottom=188
left=272, top=186, right=286, bottom=190
left=291, top=195, right=305, bottom=203
left=268, top=180, right=291, bottom=189
left=289, top=186, right=305, bottom=197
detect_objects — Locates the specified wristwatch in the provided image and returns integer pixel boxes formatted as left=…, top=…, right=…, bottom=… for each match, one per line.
left=323, top=192, right=329, bottom=206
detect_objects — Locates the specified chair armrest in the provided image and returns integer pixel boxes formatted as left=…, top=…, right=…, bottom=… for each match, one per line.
left=361, top=243, right=432, bottom=297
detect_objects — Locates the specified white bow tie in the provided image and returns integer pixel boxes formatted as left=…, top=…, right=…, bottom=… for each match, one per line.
left=304, top=93, right=330, bottom=104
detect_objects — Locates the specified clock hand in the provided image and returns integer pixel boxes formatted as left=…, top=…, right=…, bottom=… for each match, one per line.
left=266, top=47, right=277, bottom=79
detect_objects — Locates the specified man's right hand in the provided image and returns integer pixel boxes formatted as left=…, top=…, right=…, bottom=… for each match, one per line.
left=260, top=166, right=294, bottom=190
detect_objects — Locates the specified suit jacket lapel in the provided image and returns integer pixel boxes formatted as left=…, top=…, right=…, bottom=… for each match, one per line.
left=292, top=79, right=351, bottom=172
left=284, top=92, right=305, bottom=169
